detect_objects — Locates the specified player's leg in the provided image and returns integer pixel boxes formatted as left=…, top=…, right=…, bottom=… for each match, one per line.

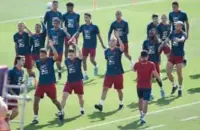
left=114, top=74, right=124, bottom=110
left=176, top=63, right=183, bottom=97
left=137, top=88, right=144, bottom=120
left=56, top=57, right=62, bottom=80
left=74, top=81, right=84, bottom=115
left=65, top=44, right=70, bottom=58
left=167, top=59, right=178, bottom=95
left=90, top=49, right=98, bottom=76
left=77, top=95, right=84, bottom=115
left=61, top=82, right=72, bottom=109
left=124, top=44, right=134, bottom=68
left=32, top=96, right=41, bottom=124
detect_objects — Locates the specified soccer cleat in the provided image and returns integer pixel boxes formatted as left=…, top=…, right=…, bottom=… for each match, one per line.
left=118, top=104, right=124, bottom=110
left=80, top=110, right=85, bottom=115
left=149, top=94, right=154, bottom=101
left=171, top=85, right=178, bottom=95
left=58, top=72, right=62, bottom=80
left=83, top=74, right=89, bottom=81
left=58, top=112, right=64, bottom=122
left=94, top=104, right=103, bottom=112
left=31, top=119, right=39, bottom=125
left=160, top=90, right=165, bottom=98
left=178, top=90, right=182, bottom=97
left=140, top=119, right=146, bottom=125
left=94, top=67, right=98, bottom=76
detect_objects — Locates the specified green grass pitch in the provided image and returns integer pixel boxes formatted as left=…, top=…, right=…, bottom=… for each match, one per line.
left=0, top=0, right=200, bottom=130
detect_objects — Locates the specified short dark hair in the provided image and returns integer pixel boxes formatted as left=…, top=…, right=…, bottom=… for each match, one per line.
left=35, top=24, right=41, bottom=28
left=68, top=49, right=75, bottom=53
left=141, top=50, right=149, bottom=58
left=53, top=18, right=61, bottom=23
left=16, top=55, right=25, bottom=62
left=84, top=13, right=91, bottom=18
left=152, top=14, right=158, bottom=19
left=52, top=0, right=58, bottom=4
left=40, top=48, right=47, bottom=54
left=172, top=1, right=179, bottom=6
left=66, top=2, right=74, bottom=7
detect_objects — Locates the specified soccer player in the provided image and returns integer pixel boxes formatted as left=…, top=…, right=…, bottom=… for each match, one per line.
left=60, top=43, right=84, bottom=116
left=13, top=22, right=37, bottom=87
left=48, top=18, right=69, bottom=80
left=70, top=13, right=106, bottom=80
left=108, top=11, right=134, bottom=68
left=156, top=14, right=171, bottom=57
left=166, top=21, right=187, bottom=97
left=142, top=29, right=165, bottom=98
left=169, top=1, right=189, bottom=66
left=44, top=0, right=62, bottom=31
left=7, top=56, right=25, bottom=120
left=147, top=14, right=159, bottom=38
left=94, top=31, right=124, bottom=112
left=30, top=20, right=47, bottom=63
left=32, top=40, right=64, bottom=124
left=134, top=50, right=162, bottom=124
left=63, top=2, right=80, bottom=58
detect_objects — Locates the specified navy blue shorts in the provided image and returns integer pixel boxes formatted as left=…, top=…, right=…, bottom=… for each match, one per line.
left=137, top=88, right=152, bottom=101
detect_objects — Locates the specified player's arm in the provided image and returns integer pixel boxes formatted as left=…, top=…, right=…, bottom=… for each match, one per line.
left=152, top=70, right=162, bottom=83
left=23, top=23, right=33, bottom=36
left=74, top=44, right=83, bottom=60
left=147, top=24, right=150, bottom=38
left=133, top=63, right=137, bottom=72
left=41, top=18, right=47, bottom=36
left=123, top=22, right=129, bottom=35
left=96, top=26, right=106, bottom=49
left=77, top=14, right=80, bottom=29
left=185, top=13, right=189, bottom=38
left=114, top=31, right=124, bottom=52
left=49, top=40, right=58, bottom=61
left=63, top=27, right=71, bottom=38
left=177, top=33, right=187, bottom=43
left=69, top=25, right=82, bottom=42
left=108, top=23, right=114, bottom=42
left=7, top=71, right=17, bottom=95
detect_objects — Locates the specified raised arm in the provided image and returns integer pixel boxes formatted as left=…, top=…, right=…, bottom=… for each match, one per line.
left=49, top=40, right=58, bottom=61
left=74, top=43, right=82, bottom=59
left=108, top=23, right=114, bottom=42
left=114, top=31, right=124, bottom=52
left=23, top=23, right=33, bottom=36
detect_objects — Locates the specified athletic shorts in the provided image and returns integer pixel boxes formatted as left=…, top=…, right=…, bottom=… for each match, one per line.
left=137, top=88, right=152, bottom=101
left=103, top=74, right=123, bottom=90
left=160, top=45, right=171, bottom=55
left=49, top=52, right=63, bottom=62
left=63, top=80, right=84, bottom=95
left=35, top=84, right=57, bottom=99
left=7, top=99, right=18, bottom=110
left=168, top=56, right=184, bottom=65
left=153, top=62, right=160, bottom=75
left=32, top=54, right=40, bottom=61
left=82, top=48, right=96, bottom=58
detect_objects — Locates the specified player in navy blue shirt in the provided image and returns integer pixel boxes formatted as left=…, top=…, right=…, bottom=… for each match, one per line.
left=44, top=0, right=62, bottom=32
left=108, top=11, right=134, bottom=68
left=63, top=2, right=80, bottom=58
left=32, top=40, right=64, bottom=124
left=95, top=31, right=125, bottom=112
left=147, top=14, right=159, bottom=38
left=165, top=21, right=187, bottom=97
left=48, top=18, right=69, bottom=80
left=143, top=29, right=165, bottom=98
left=7, top=56, right=25, bottom=120
left=60, top=43, right=85, bottom=115
left=70, top=13, right=106, bottom=81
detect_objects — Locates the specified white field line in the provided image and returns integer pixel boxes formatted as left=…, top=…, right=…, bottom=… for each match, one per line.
left=180, top=116, right=199, bottom=121
left=145, top=124, right=166, bottom=130
left=76, top=101, right=200, bottom=130
left=0, top=0, right=167, bottom=24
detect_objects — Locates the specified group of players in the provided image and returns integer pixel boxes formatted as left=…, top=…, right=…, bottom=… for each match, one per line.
left=6, top=0, right=189, bottom=126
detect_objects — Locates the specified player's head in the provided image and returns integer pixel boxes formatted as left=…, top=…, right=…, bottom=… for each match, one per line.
left=17, top=22, right=25, bottom=32
left=109, top=36, right=117, bottom=49
left=40, top=48, right=48, bottom=60
left=172, top=1, right=179, bottom=12
left=35, top=24, right=41, bottom=33
left=84, top=13, right=91, bottom=23
left=52, top=0, right=58, bottom=10
left=149, top=28, right=157, bottom=38
left=15, top=55, right=25, bottom=67
left=68, top=49, right=76, bottom=60
left=66, top=2, right=74, bottom=12
left=53, top=18, right=61, bottom=28
left=116, top=10, right=122, bottom=21
left=152, top=14, right=159, bottom=24
left=175, top=21, right=183, bottom=31
left=161, top=14, right=168, bottom=24
left=140, top=50, right=149, bottom=60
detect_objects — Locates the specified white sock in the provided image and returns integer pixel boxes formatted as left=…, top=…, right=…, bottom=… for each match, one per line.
left=34, top=115, right=38, bottom=120
left=80, top=107, right=84, bottom=111
left=178, top=86, right=182, bottom=90
left=172, top=82, right=177, bottom=87
left=160, top=87, right=164, bottom=91
left=140, top=110, right=143, bottom=116
left=99, top=100, right=104, bottom=105
left=84, top=71, right=87, bottom=75
left=58, top=70, right=61, bottom=73
left=119, top=101, right=123, bottom=105
left=131, top=60, right=134, bottom=65
left=142, top=113, right=146, bottom=120
left=95, top=64, right=98, bottom=68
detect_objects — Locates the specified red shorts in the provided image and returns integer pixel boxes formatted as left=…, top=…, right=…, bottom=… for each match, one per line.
left=82, top=48, right=96, bottom=57
left=103, top=74, right=123, bottom=90
left=14, top=55, right=33, bottom=69
left=32, top=54, right=40, bottom=61
left=64, top=37, right=78, bottom=46
left=168, top=56, right=184, bottom=65
left=49, top=52, right=63, bottom=62
left=153, top=62, right=160, bottom=75
left=7, top=99, right=18, bottom=110
left=160, top=46, right=171, bottom=55
left=63, top=81, right=84, bottom=95
left=35, top=84, right=57, bottom=99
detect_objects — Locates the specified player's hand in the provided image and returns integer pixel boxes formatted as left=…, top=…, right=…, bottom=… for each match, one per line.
left=40, top=17, right=44, bottom=23
left=48, top=40, right=54, bottom=47
left=174, top=37, right=179, bottom=43
left=102, top=45, right=107, bottom=49
left=114, top=30, right=119, bottom=38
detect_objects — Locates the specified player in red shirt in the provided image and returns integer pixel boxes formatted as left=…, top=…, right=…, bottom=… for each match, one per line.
left=134, top=50, right=162, bottom=124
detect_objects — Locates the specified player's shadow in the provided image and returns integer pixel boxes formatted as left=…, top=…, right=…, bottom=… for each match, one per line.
left=88, top=109, right=118, bottom=122
left=23, top=123, right=49, bottom=130
left=97, top=74, right=105, bottom=79
left=189, top=74, right=200, bottom=79
left=127, top=102, right=138, bottom=112
left=117, top=119, right=148, bottom=130
left=84, top=79, right=97, bottom=85
left=188, top=87, right=200, bottom=94
left=150, top=96, right=178, bottom=106
left=160, top=69, right=166, bottom=73
left=162, top=76, right=168, bottom=81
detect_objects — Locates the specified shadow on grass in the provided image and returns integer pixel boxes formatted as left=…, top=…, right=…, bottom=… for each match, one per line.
left=155, top=96, right=179, bottom=106
left=117, top=119, right=148, bottom=130
left=84, top=79, right=96, bottom=85
left=23, top=115, right=81, bottom=130
left=188, top=87, right=200, bottom=94
left=160, top=69, right=166, bottom=73
left=189, top=74, right=200, bottom=79
left=88, top=109, right=118, bottom=122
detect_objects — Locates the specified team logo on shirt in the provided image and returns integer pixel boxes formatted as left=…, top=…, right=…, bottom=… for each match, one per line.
left=173, top=17, right=179, bottom=25
left=116, top=28, right=123, bottom=37
left=148, top=46, right=155, bottom=54
left=68, top=64, right=76, bottom=74
left=34, top=39, right=40, bottom=47
left=52, top=36, right=58, bottom=45
left=84, top=30, right=91, bottom=39
left=162, top=31, right=168, bottom=40
left=68, top=19, right=74, bottom=28
left=18, top=39, right=25, bottom=48
left=17, top=76, right=23, bottom=85
left=172, top=37, right=179, bottom=46
left=40, top=65, right=49, bottom=75
left=108, top=56, right=115, bottom=65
